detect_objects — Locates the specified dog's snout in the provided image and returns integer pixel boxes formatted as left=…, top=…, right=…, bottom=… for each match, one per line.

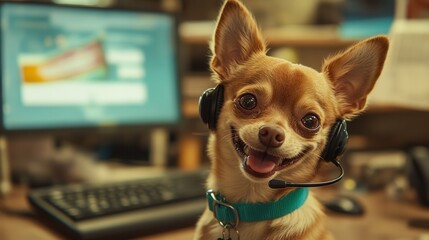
left=258, top=125, right=285, bottom=148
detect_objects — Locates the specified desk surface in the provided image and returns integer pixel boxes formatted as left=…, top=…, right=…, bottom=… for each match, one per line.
left=1, top=185, right=428, bottom=240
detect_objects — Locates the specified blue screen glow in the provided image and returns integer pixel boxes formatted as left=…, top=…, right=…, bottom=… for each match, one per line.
left=0, top=3, right=179, bottom=131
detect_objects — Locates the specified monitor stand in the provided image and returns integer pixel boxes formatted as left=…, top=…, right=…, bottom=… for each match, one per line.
left=150, top=128, right=169, bottom=167
left=0, top=136, right=11, bottom=195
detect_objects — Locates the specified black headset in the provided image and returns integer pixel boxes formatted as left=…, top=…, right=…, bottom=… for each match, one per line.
left=199, top=85, right=225, bottom=131
left=198, top=84, right=348, bottom=188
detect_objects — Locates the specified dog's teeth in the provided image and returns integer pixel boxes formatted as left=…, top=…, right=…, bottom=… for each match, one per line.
left=243, top=145, right=249, bottom=154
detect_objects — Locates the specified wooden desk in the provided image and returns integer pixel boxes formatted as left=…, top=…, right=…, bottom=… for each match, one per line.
left=1, top=185, right=428, bottom=240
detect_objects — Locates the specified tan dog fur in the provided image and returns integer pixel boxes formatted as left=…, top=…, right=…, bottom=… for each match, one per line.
left=194, top=1, right=389, bottom=239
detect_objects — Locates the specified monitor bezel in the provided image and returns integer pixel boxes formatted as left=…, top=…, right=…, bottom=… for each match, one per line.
left=0, top=1, right=183, bottom=137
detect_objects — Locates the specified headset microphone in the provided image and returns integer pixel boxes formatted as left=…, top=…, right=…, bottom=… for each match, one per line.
left=268, top=160, right=344, bottom=188
left=268, top=119, right=348, bottom=189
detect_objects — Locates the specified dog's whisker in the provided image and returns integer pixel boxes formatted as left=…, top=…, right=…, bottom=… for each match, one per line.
left=218, top=129, right=233, bottom=140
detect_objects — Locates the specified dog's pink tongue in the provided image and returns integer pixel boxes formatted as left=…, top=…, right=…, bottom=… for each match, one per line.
left=247, top=150, right=277, bottom=174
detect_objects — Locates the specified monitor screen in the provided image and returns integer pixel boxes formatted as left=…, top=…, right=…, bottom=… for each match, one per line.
left=0, top=2, right=180, bottom=133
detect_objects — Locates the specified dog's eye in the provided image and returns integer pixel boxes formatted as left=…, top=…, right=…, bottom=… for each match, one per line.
left=238, top=93, right=257, bottom=110
left=301, top=114, right=320, bottom=130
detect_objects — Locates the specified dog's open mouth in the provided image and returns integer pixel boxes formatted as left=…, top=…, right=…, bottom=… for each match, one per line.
left=231, top=126, right=308, bottom=178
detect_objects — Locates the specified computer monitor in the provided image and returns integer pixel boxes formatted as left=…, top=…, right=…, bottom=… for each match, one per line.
left=0, top=2, right=180, bottom=134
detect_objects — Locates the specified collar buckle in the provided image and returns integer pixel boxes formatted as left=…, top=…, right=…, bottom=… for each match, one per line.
left=208, top=189, right=240, bottom=229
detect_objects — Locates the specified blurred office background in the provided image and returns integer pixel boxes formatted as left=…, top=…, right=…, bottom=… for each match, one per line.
left=0, top=0, right=428, bottom=239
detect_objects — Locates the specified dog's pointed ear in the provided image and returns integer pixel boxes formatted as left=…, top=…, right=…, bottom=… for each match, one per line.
left=210, top=0, right=266, bottom=80
left=323, top=36, right=389, bottom=118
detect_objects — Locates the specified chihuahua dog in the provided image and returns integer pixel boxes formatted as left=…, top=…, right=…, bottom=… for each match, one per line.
left=194, top=0, right=389, bottom=239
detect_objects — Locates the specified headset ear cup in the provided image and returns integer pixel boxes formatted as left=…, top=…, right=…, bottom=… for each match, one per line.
left=321, top=120, right=348, bottom=162
left=210, top=85, right=224, bottom=130
left=198, top=85, right=224, bottom=130
left=198, top=88, right=214, bottom=127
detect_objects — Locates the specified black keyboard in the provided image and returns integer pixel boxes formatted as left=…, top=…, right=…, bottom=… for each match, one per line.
left=28, top=170, right=208, bottom=240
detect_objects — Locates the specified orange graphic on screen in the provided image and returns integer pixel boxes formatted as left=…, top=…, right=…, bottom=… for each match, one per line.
left=20, top=40, right=106, bottom=83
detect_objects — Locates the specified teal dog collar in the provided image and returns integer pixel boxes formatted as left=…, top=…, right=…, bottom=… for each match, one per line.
left=207, top=188, right=309, bottom=226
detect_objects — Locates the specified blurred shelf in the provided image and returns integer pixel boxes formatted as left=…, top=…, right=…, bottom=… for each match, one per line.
left=180, top=21, right=361, bottom=47
left=181, top=97, right=429, bottom=119
left=182, top=98, right=200, bottom=118
left=180, top=74, right=429, bottom=118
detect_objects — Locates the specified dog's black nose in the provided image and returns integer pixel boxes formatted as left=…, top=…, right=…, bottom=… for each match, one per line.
left=258, top=125, right=285, bottom=148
